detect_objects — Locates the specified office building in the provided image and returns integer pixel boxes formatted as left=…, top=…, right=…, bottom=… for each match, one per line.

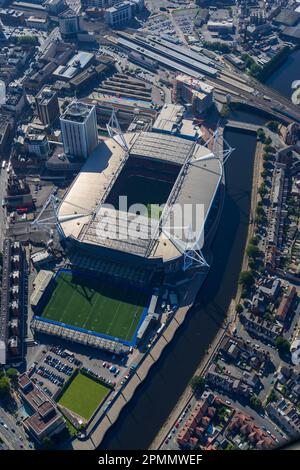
left=18, top=374, right=66, bottom=443
left=60, top=101, right=98, bottom=158
left=173, top=74, right=214, bottom=114
left=59, top=9, right=80, bottom=37
left=44, top=0, right=66, bottom=14
left=35, top=85, right=60, bottom=126
left=104, top=1, right=133, bottom=27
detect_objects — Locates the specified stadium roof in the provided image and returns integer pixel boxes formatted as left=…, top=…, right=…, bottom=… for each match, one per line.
left=130, top=131, right=193, bottom=166
left=58, top=132, right=222, bottom=262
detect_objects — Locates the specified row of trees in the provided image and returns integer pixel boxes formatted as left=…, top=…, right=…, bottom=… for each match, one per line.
left=15, top=36, right=39, bottom=46
left=202, top=41, right=231, bottom=53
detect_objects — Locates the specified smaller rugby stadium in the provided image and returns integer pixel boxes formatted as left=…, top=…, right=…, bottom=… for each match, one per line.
left=32, top=269, right=150, bottom=346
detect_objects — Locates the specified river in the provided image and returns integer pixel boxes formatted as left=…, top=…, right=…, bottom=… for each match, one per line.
left=266, top=48, right=300, bottom=99
left=99, top=129, right=257, bottom=450
left=99, top=47, right=300, bottom=449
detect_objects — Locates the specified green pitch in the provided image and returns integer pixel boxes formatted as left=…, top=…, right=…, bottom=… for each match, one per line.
left=41, top=271, right=148, bottom=342
left=58, top=372, right=110, bottom=420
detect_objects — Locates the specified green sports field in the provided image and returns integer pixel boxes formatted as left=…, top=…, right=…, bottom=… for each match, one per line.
left=40, top=271, right=148, bottom=342
left=58, top=372, right=110, bottom=420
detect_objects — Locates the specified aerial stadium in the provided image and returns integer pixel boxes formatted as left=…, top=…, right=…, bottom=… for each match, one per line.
left=57, top=130, right=223, bottom=272
left=31, top=121, right=227, bottom=352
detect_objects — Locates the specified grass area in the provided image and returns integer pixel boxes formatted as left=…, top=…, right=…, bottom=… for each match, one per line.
left=58, top=372, right=110, bottom=421
left=41, top=271, right=148, bottom=342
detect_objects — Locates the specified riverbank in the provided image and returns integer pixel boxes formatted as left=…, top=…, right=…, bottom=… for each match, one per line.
left=150, top=132, right=262, bottom=450
left=229, top=137, right=264, bottom=327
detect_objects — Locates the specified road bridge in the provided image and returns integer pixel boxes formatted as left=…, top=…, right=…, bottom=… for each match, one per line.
left=225, top=120, right=260, bottom=133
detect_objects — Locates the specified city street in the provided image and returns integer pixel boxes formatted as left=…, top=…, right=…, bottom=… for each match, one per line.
left=0, top=403, right=32, bottom=450
left=0, top=166, right=9, bottom=250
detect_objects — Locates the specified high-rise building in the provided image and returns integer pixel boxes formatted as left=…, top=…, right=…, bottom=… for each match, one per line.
left=59, top=9, right=80, bottom=37
left=104, top=1, right=133, bottom=27
left=35, top=85, right=60, bottom=126
left=60, top=101, right=98, bottom=159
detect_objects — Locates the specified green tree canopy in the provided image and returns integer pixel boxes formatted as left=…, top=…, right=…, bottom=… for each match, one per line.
left=190, top=376, right=206, bottom=395
left=0, top=376, right=10, bottom=398
left=247, top=243, right=261, bottom=259
left=6, top=368, right=18, bottom=384
left=235, top=304, right=243, bottom=314
left=266, top=121, right=279, bottom=132
left=239, top=271, right=255, bottom=289
left=276, top=336, right=291, bottom=355
left=250, top=395, right=263, bottom=411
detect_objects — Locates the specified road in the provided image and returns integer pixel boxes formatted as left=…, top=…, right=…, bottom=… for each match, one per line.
left=0, top=166, right=9, bottom=251
left=0, top=404, right=32, bottom=450
left=39, top=27, right=60, bottom=54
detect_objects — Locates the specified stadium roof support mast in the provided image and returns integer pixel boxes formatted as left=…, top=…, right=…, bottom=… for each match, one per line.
left=31, top=192, right=93, bottom=239
left=107, top=108, right=129, bottom=152
left=200, top=125, right=234, bottom=166
left=183, top=224, right=210, bottom=271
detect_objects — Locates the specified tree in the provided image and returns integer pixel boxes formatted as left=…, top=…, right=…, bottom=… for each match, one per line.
left=16, top=35, right=38, bottom=46
left=41, top=436, right=52, bottom=449
left=239, top=271, right=255, bottom=289
left=266, top=388, right=277, bottom=405
left=190, top=376, right=206, bottom=395
left=250, top=236, right=259, bottom=246
left=258, top=183, right=267, bottom=198
left=263, top=152, right=272, bottom=162
left=235, top=304, right=243, bottom=314
left=257, top=128, right=266, bottom=142
left=250, top=395, right=263, bottom=411
left=266, top=121, right=279, bottom=133
left=248, top=259, right=256, bottom=269
left=215, top=405, right=228, bottom=424
left=265, top=136, right=272, bottom=145
left=225, top=442, right=237, bottom=450
left=6, top=368, right=18, bottom=386
left=255, top=206, right=265, bottom=217
left=276, top=336, right=291, bottom=355
left=264, top=144, right=274, bottom=153
left=261, top=170, right=268, bottom=179
left=202, top=41, right=230, bottom=53
left=247, top=243, right=260, bottom=259
left=0, top=376, right=10, bottom=398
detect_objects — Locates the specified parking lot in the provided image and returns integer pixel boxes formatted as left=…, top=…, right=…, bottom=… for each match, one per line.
left=29, top=342, right=133, bottom=400
left=31, top=347, right=79, bottom=398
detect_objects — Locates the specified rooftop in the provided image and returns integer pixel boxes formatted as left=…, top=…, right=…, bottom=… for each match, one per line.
left=130, top=130, right=192, bottom=165
left=58, top=132, right=222, bottom=261
left=53, top=51, right=94, bottom=80
left=60, top=101, right=95, bottom=123
left=152, top=104, right=185, bottom=135
left=36, top=86, right=56, bottom=106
